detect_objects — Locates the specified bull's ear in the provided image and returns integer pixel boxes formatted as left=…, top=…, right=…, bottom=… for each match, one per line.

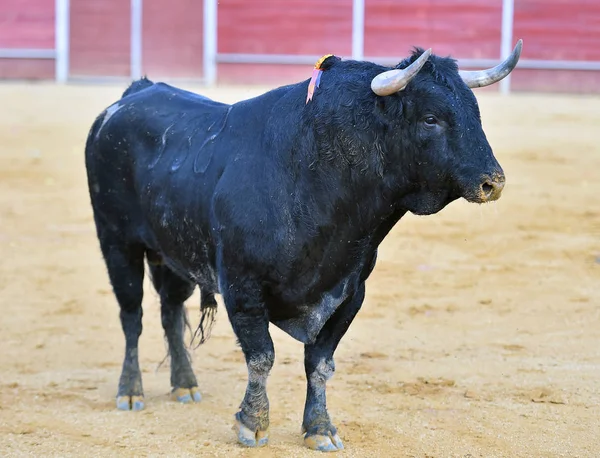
left=374, top=91, right=402, bottom=122
left=375, top=96, right=390, bottom=113
left=375, top=95, right=387, bottom=111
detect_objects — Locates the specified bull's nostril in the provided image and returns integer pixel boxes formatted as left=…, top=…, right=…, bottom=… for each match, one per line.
left=481, top=182, right=494, bottom=197
left=475, top=174, right=504, bottom=203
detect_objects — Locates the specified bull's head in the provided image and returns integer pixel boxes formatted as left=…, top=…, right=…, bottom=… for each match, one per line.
left=369, top=40, right=522, bottom=215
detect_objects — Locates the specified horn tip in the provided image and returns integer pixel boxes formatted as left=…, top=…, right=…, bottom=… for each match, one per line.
left=416, top=48, right=432, bottom=62
left=512, top=39, right=523, bottom=61
left=515, top=39, right=523, bottom=51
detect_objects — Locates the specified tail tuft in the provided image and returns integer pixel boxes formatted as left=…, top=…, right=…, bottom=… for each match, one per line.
left=190, top=290, right=218, bottom=348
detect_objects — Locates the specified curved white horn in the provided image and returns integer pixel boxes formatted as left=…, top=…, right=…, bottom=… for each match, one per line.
left=371, top=48, right=432, bottom=96
left=459, top=39, right=523, bottom=88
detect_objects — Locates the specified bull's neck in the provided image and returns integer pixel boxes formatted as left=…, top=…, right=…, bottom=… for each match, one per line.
left=305, top=158, right=410, bottom=243
left=290, top=96, right=413, bottom=242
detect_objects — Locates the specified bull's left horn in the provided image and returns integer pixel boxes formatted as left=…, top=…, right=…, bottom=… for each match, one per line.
left=371, top=48, right=432, bottom=96
left=459, top=39, right=523, bottom=88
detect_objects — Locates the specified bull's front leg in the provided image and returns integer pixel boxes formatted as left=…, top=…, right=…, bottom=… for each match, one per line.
left=223, top=281, right=274, bottom=448
left=303, top=284, right=365, bottom=452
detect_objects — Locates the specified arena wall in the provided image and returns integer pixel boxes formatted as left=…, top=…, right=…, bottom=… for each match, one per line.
left=0, top=0, right=55, bottom=78
left=0, top=0, right=598, bottom=92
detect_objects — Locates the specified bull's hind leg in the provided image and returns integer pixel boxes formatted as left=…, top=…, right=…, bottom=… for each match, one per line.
left=98, top=239, right=146, bottom=411
left=222, top=280, right=274, bottom=448
left=148, top=258, right=201, bottom=403
left=302, top=284, right=365, bottom=452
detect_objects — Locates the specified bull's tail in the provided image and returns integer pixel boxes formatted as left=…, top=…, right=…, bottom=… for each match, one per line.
left=190, top=289, right=218, bottom=348
left=155, top=287, right=218, bottom=371
left=121, top=76, right=155, bottom=98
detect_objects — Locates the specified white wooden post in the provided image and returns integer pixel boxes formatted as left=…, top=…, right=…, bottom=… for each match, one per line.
left=131, top=0, right=143, bottom=80
left=203, top=0, right=218, bottom=85
left=55, top=0, right=70, bottom=83
left=500, top=0, right=515, bottom=94
left=352, top=0, right=365, bottom=61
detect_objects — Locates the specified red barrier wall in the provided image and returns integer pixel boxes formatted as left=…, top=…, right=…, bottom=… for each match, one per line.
left=69, top=0, right=130, bottom=77
left=0, top=0, right=54, bottom=79
left=217, top=0, right=352, bottom=84
left=0, top=0, right=55, bottom=48
left=0, top=59, right=54, bottom=79
left=514, top=0, right=600, bottom=61
left=511, top=0, right=600, bottom=93
left=364, top=0, right=502, bottom=60
left=142, top=0, right=204, bottom=78
left=1, top=0, right=599, bottom=92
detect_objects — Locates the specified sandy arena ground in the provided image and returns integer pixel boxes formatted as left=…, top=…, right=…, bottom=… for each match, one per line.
left=0, top=82, right=598, bottom=458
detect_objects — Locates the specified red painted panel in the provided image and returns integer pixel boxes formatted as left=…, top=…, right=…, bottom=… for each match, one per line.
left=142, top=0, right=203, bottom=78
left=514, top=0, right=600, bottom=61
left=364, top=1, right=502, bottom=60
left=0, top=58, right=54, bottom=79
left=218, top=63, right=313, bottom=86
left=218, top=0, right=352, bottom=55
left=512, top=69, right=600, bottom=94
left=69, top=0, right=130, bottom=77
left=0, top=0, right=55, bottom=48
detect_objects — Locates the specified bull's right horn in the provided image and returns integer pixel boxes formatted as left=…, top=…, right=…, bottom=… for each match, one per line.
left=371, top=48, right=432, bottom=96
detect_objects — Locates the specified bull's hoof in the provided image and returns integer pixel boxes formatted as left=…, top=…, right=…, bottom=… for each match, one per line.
left=233, top=417, right=269, bottom=447
left=116, top=395, right=145, bottom=411
left=172, top=386, right=202, bottom=404
left=304, top=432, right=344, bottom=452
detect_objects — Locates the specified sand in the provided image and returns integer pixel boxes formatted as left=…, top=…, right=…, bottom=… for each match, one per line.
left=0, top=82, right=598, bottom=458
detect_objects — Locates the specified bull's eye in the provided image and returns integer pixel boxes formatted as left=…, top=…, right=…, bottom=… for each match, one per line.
left=424, top=115, right=438, bottom=126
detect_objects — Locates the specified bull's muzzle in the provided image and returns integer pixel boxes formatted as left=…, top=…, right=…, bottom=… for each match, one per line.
left=478, top=173, right=505, bottom=203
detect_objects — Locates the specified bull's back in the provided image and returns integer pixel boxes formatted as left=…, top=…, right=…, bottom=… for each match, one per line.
left=85, top=79, right=302, bottom=278
left=86, top=83, right=231, bottom=192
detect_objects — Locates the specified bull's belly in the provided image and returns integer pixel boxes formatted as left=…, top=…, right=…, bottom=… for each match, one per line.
left=146, top=224, right=359, bottom=345
left=269, top=278, right=352, bottom=345
left=156, top=255, right=349, bottom=344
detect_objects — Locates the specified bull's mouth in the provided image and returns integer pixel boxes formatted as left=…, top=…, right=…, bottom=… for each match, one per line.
left=400, top=189, right=459, bottom=215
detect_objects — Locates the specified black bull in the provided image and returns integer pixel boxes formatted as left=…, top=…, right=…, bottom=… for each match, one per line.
left=85, top=42, right=522, bottom=452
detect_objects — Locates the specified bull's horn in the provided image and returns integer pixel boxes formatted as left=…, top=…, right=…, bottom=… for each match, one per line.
left=459, top=39, right=523, bottom=88
left=371, top=48, right=432, bottom=96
